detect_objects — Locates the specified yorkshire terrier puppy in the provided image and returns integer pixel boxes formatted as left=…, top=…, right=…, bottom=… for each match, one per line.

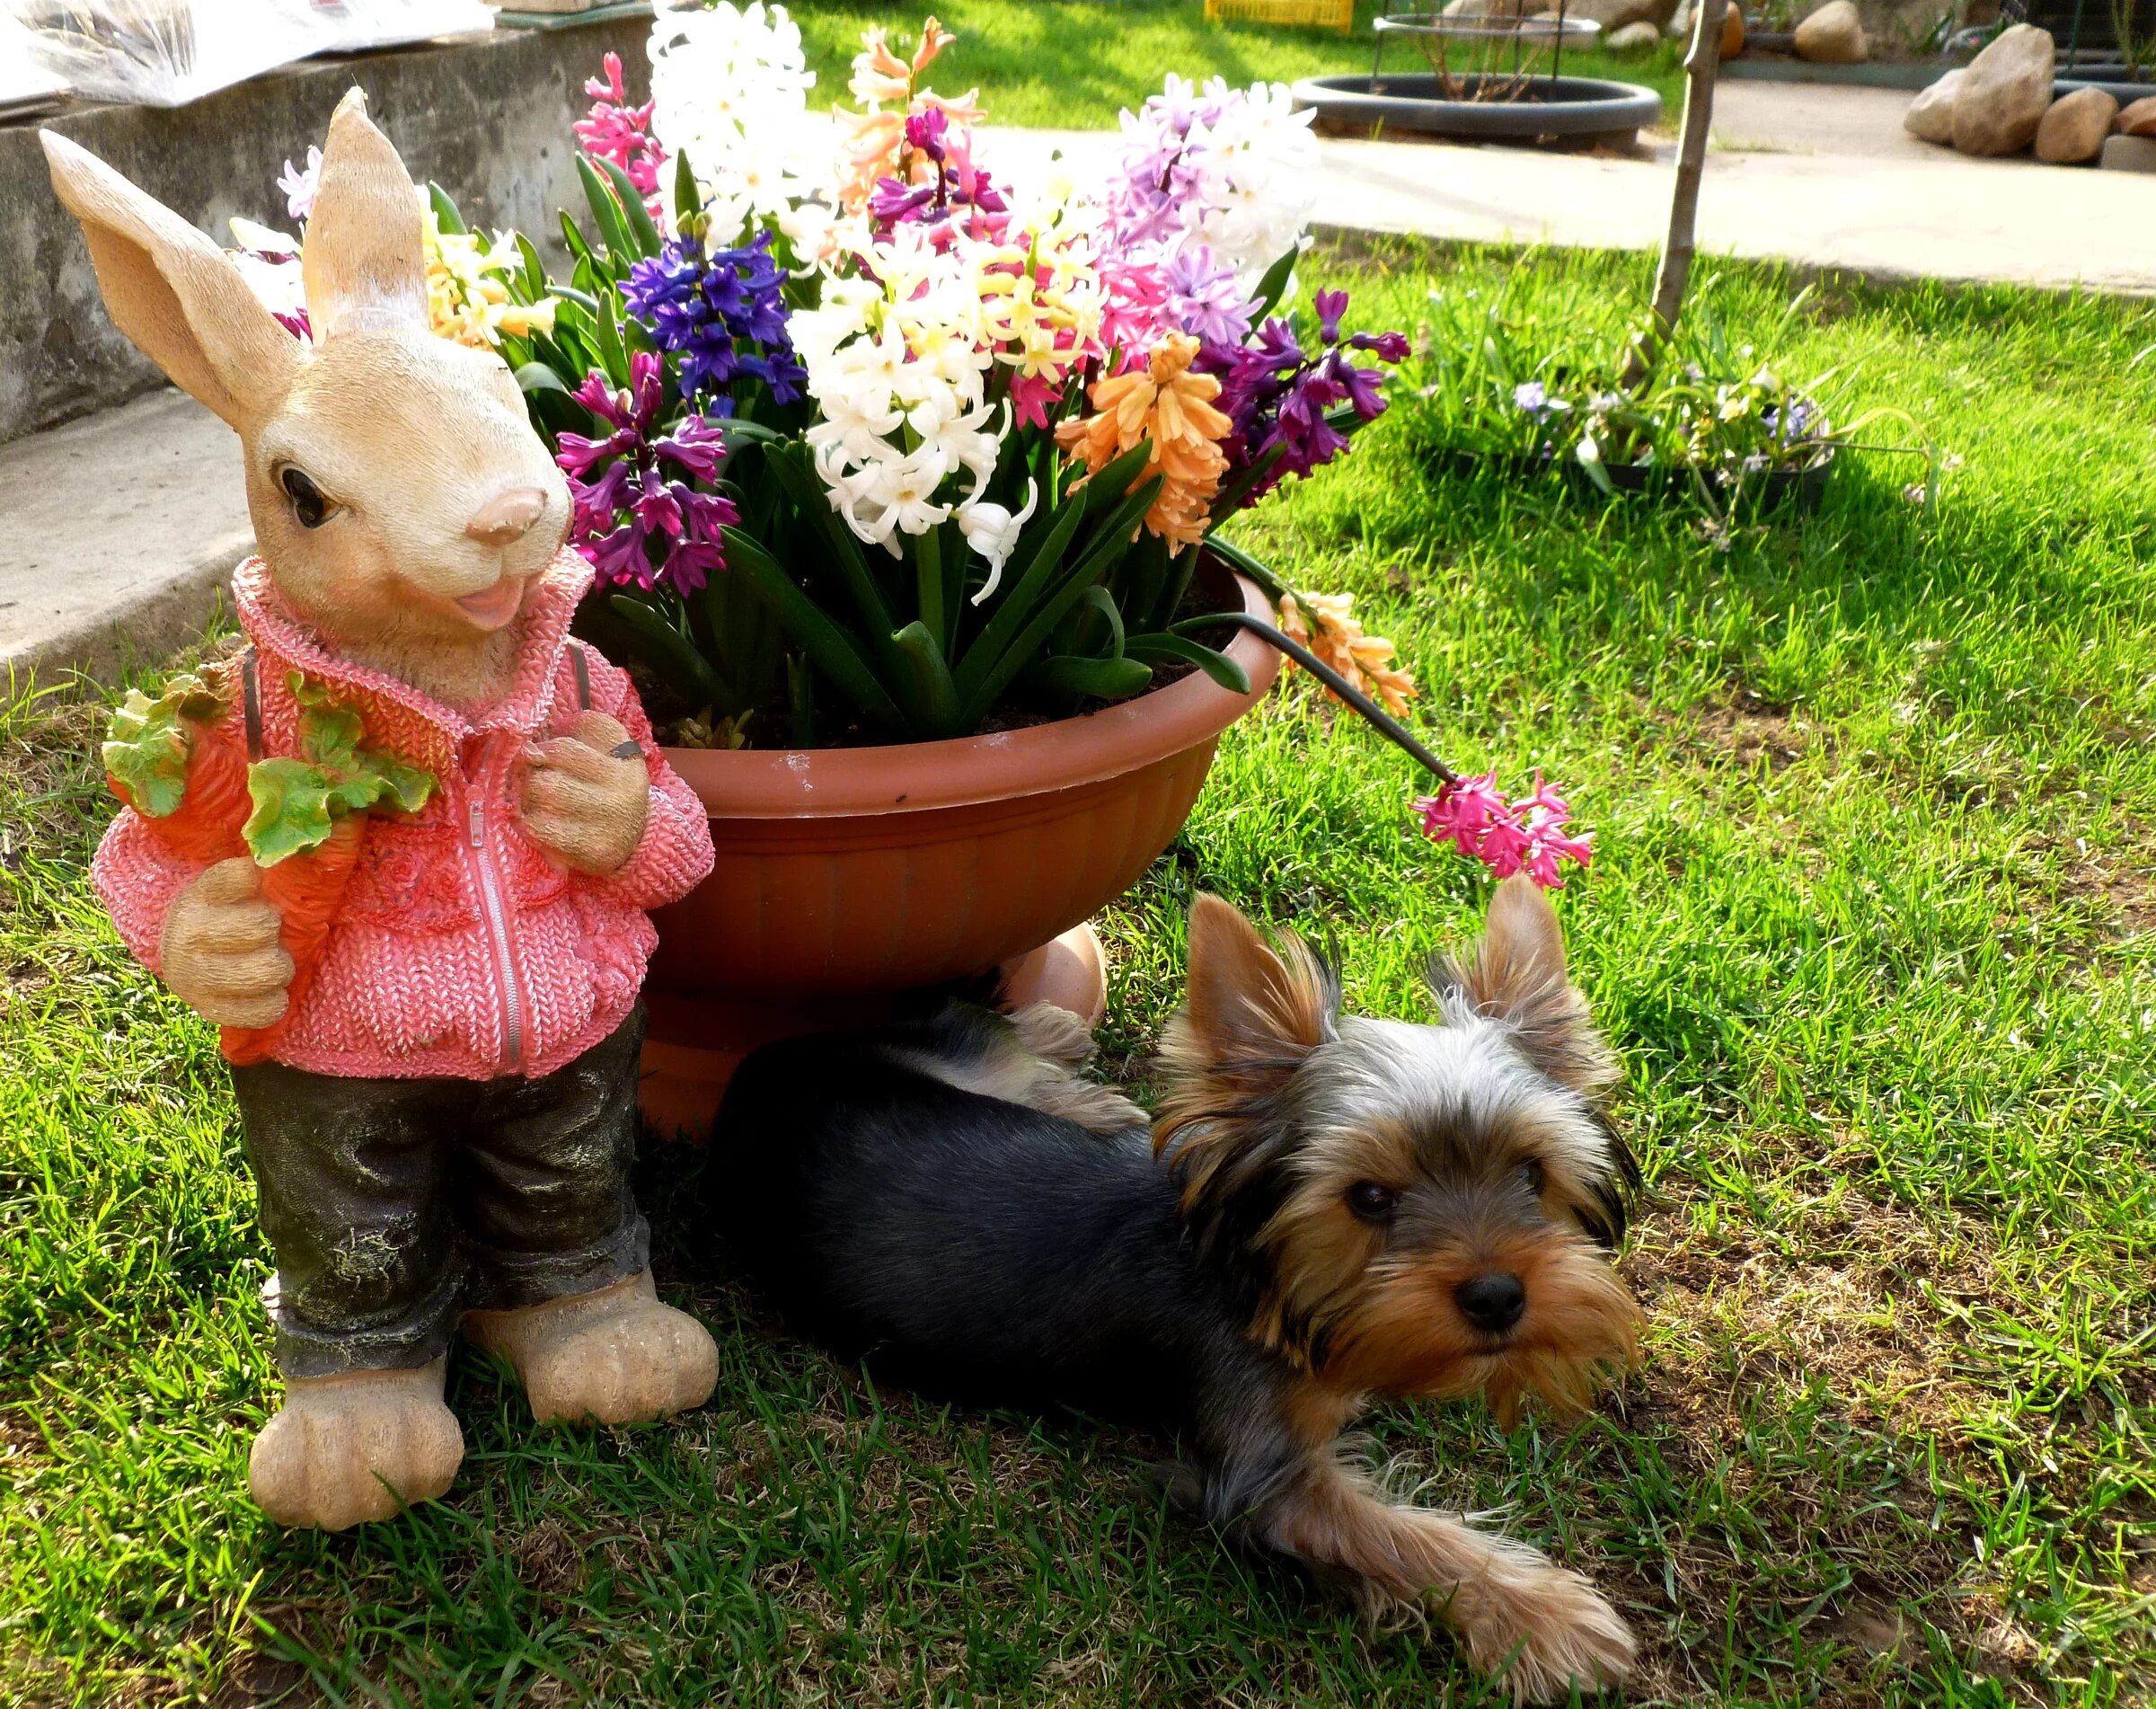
left=711, top=875, right=1644, bottom=1701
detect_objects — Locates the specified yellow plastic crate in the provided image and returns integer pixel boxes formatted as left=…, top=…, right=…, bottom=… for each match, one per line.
left=1204, top=0, right=1356, bottom=31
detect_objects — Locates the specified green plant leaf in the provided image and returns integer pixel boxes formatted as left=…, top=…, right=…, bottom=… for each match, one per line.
left=575, top=154, right=635, bottom=263
left=722, top=527, right=905, bottom=729
left=606, top=594, right=731, bottom=712
left=513, top=361, right=571, bottom=396
left=593, top=287, right=631, bottom=388
left=1021, top=653, right=1153, bottom=704
left=756, top=444, right=916, bottom=701
left=1196, top=534, right=1286, bottom=605
left=1079, top=441, right=1156, bottom=518
left=514, top=231, right=548, bottom=300
left=673, top=149, right=702, bottom=228
left=950, top=484, right=1092, bottom=700
left=427, top=182, right=470, bottom=237
left=559, top=209, right=594, bottom=270
left=1124, top=632, right=1251, bottom=695
left=596, top=155, right=664, bottom=257
left=958, top=474, right=1162, bottom=728
left=1247, top=246, right=1300, bottom=324
left=1076, top=583, right=1126, bottom=658
left=889, top=622, right=963, bottom=738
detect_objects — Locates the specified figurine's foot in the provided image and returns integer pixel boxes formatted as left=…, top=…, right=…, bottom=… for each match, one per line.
left=463, top=1271, right=718, bottom=1426
left=248, top=1358, right=463, bottom=1530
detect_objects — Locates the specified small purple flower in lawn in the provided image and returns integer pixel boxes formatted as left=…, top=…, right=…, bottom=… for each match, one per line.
left=555, top=351, right=738, bottom=598
left=1414, top=771, right=1594, bottom=890
left=1514, top=380, right=1565, bottom=421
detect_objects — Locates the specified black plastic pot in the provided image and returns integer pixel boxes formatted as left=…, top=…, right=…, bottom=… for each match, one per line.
left=1422, top=443, right=1840, bottom=512
left=1570, top=449, right=1839, bottom=511
left=1291, top=73, right=1664, bottom=148
left=2055, top=72, right=2156, bottom=102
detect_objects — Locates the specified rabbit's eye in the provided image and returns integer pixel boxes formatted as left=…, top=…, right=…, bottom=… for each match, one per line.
left=279, top=467, right=331, bottom=528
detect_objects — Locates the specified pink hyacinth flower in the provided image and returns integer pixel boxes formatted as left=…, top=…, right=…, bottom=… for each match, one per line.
left=1412, top=770, right=1593, bottom=890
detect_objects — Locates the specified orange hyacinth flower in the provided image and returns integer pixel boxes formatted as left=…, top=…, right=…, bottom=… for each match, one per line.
left=1278, top=590, right=1419, bottom=716
left=1056, top=334, right=1233, bottom=551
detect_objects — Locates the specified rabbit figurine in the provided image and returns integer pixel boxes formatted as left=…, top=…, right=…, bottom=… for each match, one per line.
left=42, top=91, right=721, bottom=1531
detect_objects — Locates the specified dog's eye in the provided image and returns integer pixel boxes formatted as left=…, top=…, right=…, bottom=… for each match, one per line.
left=1347, top=1180, right=1397, bottom=1222
left=1520, top=1158, right=1547, bottom=1196
left=279, top=466, right=331, bottom=528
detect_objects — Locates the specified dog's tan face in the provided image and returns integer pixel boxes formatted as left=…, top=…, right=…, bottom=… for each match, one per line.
left=1153, top=879, right=1642, bottom=1424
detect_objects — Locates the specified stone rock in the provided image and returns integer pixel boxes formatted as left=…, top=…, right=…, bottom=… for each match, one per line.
left=1950, top=23, right=2055, bottom=155
left=1568, top=0, right=1680, bottom=32
left=1904, top=69, right=1966, bottom=142
left=2101, top=133, right=2156, bottom=171
left=1722, top=3, right=1745, bottom=57
left=2034, top=87, right=2116, bottom=162
left=1794, top=0, right=1868, bottom=61
left=1667, top=0, right=1691, bottom=36
left=2119, top=95, right=2156, bottom=137
left=1608, top=19, right=1664, bottom=48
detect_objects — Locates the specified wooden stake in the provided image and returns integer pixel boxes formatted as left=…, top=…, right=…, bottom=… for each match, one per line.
left=1628, top=0, right=1730, bottom=383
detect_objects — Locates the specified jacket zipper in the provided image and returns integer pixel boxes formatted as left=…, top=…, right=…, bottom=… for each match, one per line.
left=465, top=762, right=526, bottom=1074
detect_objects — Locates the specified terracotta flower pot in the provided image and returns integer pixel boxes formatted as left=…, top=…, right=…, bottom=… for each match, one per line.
left=638, top=569, right=1282, bottom=1136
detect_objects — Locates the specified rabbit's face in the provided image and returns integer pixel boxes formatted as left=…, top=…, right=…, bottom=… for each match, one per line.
left=246, top=326, right=570, bottom=654
left=43, top=89, right=578, bottom=703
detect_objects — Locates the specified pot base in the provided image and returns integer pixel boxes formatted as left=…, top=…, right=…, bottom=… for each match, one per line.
left=636, top=921, right=1110, bottom=1141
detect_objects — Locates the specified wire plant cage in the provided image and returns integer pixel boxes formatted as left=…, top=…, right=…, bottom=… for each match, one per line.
left=1372, top=1, right=1604, bottom=102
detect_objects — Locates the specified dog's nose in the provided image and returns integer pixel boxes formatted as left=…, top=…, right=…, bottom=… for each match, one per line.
left=1454, top=1271, right=1526, bottom=1334
left=466, top=487, right=546, bottom=547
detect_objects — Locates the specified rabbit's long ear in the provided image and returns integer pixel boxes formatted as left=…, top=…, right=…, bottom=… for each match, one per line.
left=40, top=130, right=299, bottom=430
left=301, top=88, right=428, bottom=339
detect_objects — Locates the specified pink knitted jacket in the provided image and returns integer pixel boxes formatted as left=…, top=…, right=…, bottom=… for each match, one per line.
left=92, top=552, right=715, bottom=1081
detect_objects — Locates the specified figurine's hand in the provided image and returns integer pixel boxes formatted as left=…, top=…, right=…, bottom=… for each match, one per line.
left=160, top=857, right=293, bottom=1027
left=520, top=711, right=650, bottom=876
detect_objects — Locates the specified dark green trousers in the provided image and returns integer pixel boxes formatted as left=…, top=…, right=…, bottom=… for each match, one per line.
left=230, top=1007, right=649, bottom=1377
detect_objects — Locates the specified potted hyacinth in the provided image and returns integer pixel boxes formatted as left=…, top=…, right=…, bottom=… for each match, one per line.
left=227, top=4, right=1594, bottom=1129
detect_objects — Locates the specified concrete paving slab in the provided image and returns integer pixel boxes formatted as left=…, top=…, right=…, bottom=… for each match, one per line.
left=981, top=113, right=2155, bottom=294
left=0, top=389, right=249, bottom=682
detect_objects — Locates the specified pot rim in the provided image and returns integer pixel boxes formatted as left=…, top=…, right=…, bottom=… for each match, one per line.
left=662, top=568, right=1281, bottom=819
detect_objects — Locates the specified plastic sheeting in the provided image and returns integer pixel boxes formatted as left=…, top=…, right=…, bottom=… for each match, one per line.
left=4, top=0, right=495, bottom=108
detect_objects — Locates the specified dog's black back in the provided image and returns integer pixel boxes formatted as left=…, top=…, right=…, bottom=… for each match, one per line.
left=712, top=1012, right=1247, bottom=1418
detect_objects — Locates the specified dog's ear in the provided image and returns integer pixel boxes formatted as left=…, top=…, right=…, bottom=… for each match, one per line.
left=1180, top=893, right=1338, bottom=1067
left=1436, top=874, right=1615, bottom=1097
left=1153, top=896, right=1339, bottom=1318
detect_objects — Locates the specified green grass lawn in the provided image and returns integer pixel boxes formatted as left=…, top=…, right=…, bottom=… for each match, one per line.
left=4, top=244, right=2154, bottom=1707
left=785, top=0, right=1692, bottom=129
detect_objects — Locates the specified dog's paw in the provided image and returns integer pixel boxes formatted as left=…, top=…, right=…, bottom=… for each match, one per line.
left=1456, top=1556, right=1636, bottom=1703
left=1006, top=1002, right=1100, bottom=1071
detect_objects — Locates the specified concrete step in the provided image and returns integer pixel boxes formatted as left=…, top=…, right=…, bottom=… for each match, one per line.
left=0, top=388, right=250, bottom=681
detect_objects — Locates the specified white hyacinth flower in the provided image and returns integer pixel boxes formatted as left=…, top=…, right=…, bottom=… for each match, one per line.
left=959, top=479, right=1039, bottom=605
